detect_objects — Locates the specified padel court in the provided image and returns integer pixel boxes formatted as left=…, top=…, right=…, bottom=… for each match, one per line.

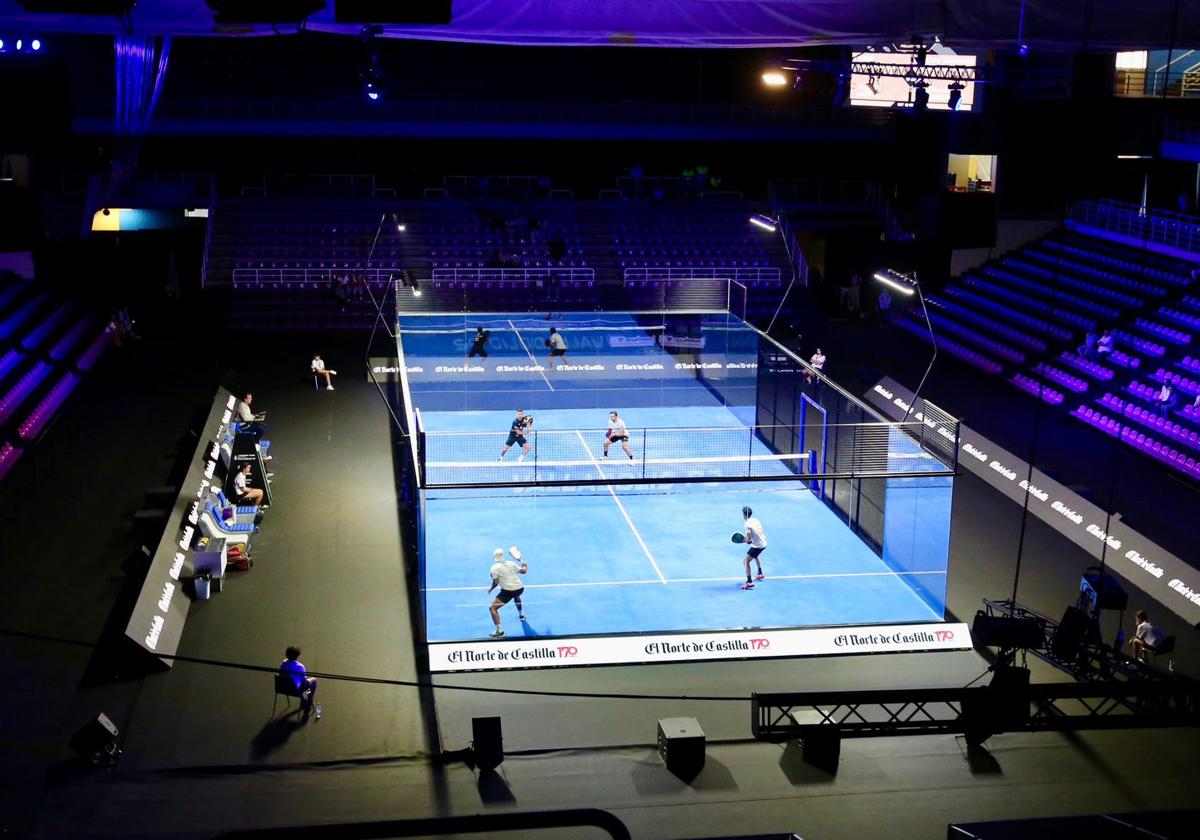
left=395, top=311, right=956, bottom=650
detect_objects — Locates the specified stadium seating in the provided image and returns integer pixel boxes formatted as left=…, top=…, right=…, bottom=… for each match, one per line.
left=0, top=273, right=112, bottom=487
left=891, top=228, right=1200, bottom=481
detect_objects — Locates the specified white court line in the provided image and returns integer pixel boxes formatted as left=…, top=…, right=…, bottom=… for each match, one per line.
left=575, top=429, right=667, bottom=584
left=507, top=318, right=554, bottom=391
left=428, top=569, right=947, bottom=594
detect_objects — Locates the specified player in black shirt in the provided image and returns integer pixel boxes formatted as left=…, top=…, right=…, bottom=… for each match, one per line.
left=498, top=409, right=534, bottom=462
left=467, top=327, right=490, bottom=359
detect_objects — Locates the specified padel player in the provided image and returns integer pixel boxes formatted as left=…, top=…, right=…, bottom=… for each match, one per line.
left=489, top=546, right=528, bottom=637
left=498, top=408, right=534, bottom=462
left=603, top=410, right=634, bottom=459
left=467, top=326, right=490, bottom=359
left=546, top=327, right=568, bottom=370
left=739, top=506, right=768, bottom=590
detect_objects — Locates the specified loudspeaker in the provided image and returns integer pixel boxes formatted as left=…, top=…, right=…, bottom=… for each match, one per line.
left=657, top=717, right=705, bottom=780
left=971, top=612, right=1042, bottom=650
left=471, top=716, right=503, bottom=771
left=963, top=665, right=1030, bottom=746
left=69, top=713, right=119, bottom=762
left=1052, top=607, right=1091, bottom=660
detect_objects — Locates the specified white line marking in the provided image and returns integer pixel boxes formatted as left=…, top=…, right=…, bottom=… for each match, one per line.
left=575, top=429, right=667, bottom=584
left=427, top=569, right=947, bottom=593
left=508, top=319, right=554, bottom=391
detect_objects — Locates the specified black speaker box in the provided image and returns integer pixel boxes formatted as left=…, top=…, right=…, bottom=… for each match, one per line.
left=471, top=716, right=503, bottom=771
left=69, top=713, right=119, bottom=759
left=657, top=717, right=705, bottom=779
left=971, top=612, right=1042, bottom=650
left=1052, top=607, right=1091, bottom=660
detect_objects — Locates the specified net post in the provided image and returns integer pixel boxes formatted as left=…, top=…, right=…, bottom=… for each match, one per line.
left=747, top=426, right=754, bottom=476
left=534, top=428, right=539, bottom=478
left=641, top=427, right=647, bottom=480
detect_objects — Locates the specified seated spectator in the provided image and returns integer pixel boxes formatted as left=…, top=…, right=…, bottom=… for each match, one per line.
left=1096, top=329, right=1115, bottom=359
left=232, top=463, right=265, bottom=507
left=279, top=645, right=322, bottom=720
left=311, top=355, right=337, bottom=390
left=1193, top=393, right=1200, bottom=411
left=1156, top=382, right=1176, bottom=417
left=1128, top=610, right=1166, bottom=662
left=806, top=348, right=827, bottom=383
left=1078, top=330, right=1098, bottom=360
left=236, top=392, right=268, bottom=439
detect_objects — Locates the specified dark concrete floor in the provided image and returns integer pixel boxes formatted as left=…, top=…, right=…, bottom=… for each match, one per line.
left=2, top=311, right=1199, bottom=840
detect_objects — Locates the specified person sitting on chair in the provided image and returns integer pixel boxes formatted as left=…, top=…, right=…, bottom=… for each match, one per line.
left=1096, top=328, right=1115, bottom=360
left=232, top=463, right=265, bottom=508
left=312, top=354, right=337, bottom=390
left=1156, top=382, right=1176, bottom=418
left=236, top=393, right=268, bottom=440
left=280, top=645, right=321, bottom=719
left=1129, top=610, right=1166, bottom=662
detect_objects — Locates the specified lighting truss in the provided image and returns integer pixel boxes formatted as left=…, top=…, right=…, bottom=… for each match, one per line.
left=781, top=58, right=983, bottom=84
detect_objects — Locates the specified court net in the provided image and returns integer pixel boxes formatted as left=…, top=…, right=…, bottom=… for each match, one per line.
left=420, top=422, right=952, bottom=489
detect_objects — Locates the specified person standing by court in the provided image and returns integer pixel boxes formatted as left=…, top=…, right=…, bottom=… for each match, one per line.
left=467, top=327, right=491, bottom=359
left=546, top=327, right=568, bottom=370
left=603, top=410, right=634, bottom=459
left=739, top=506, right=768, bottom=590
left=489, top=547, right=528, bottom=638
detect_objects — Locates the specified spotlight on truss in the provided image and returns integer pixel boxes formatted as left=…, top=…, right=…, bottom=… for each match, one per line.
left=947, top=81, right=964, bottom=111
left=761, top=70, right=788, bottom=87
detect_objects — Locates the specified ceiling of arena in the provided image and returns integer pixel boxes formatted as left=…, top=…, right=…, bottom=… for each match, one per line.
left=0, top=1, right=1195, bottom=50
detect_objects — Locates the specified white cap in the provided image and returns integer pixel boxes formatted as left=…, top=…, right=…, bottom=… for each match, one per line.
left=493, top=548, right=504, bottom=559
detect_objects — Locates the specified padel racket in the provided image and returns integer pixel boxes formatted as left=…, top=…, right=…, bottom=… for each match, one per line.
left=731, top=532, right=746, bottom=544
left=509, top=546, right=523, bottom=562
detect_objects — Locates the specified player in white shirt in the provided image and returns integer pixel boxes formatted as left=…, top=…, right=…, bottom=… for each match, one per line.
left=488, top=547, right=529, bottom=638
left=739, top=506, right=768, bottom=590
left=311, top=354, right=338, bottom=390
left=603, top=410, right=634, bottom=459
left=546, top=327, right=568, bottom=370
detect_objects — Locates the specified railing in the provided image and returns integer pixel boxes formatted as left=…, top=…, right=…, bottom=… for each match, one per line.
left=767, top=178, right=882, bottom=207
left=430, top=267, right=595, bottom=284
left=1068, top=199, right=1200, bottom=257
left=232, top=267, right=401, bottom=288
left=148, top=96, right=897, bottom=129
left=623, top=266, right=781, bottom=283
left=1168, top=119, right=1200, bottom=144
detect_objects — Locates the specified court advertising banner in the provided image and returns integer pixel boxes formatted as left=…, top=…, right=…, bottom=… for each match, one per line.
left=866, top=377, right=1200, bottom=627
left=428, top=621, right=970, bottom=672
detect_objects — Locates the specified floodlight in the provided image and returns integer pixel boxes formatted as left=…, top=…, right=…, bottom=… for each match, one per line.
left=761, top=70, right=788, bottom=87
left=872, top=269, right=917, bottom=296
left=913, top=80, right=930, bottom=111
left=874, top=268, right=936, bottom=421
left=31, top=38, right=41, bottom=51
left=749, top=214, right=779, bottom=233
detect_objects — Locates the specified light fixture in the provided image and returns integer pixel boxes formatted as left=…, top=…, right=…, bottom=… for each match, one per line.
left=31, top=38, right=41, bottom=51
left=410, top=277, right=422, bottom=297
left=874, top=268, right=936, bottom=421
left=913, top=80, right=930, bottom=111
left=947, top=81, right=964, bottom=111
left=761, top=70, right=788, bottom=87
left=0, top=39, right=5, bottom=50
left=749, top=214, right=779, bottom=233
left=872, top=269, right=916, bottom=296
left=15, top=39, right=22, bottom=50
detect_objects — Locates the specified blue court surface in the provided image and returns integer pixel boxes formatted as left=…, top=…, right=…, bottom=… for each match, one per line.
left=400, top=313, right=951, bottom=643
